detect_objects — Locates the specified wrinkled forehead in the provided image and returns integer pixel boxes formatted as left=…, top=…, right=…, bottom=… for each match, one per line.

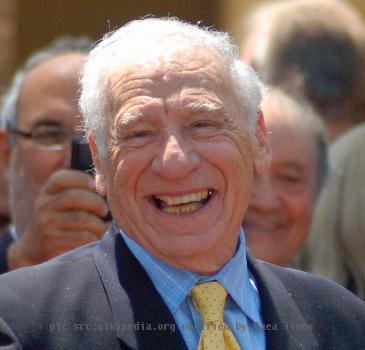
left=111, top=40, right=227, bottom=79
left=106, top=45, right=234, bottom=107
left=263, top=98, right=312, bottom=136
left=113, top=49, right=226, bottom=85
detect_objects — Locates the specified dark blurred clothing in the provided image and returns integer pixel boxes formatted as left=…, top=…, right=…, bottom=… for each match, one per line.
left=0, top=217, right=9, bottom=233
left=0, top=226, right=12, bottom=274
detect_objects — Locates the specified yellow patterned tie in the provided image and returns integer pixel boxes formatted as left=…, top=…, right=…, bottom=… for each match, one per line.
left=190, top=281, right=241, bottom=350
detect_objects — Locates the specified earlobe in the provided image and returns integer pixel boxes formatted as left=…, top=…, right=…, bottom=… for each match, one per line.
left=88, top=133, right=107, bottom=197
left=253, top=111, right=271, bottom=175
left=94, top=173, right=107, bottom=197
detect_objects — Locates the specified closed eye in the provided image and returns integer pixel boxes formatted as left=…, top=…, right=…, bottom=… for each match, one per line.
left=129, top=131, right=152, bottom=138
left=118, top=128, right=156, bottom=148
left=191, top=121, right=216, bottom=128
left=277, top=174, right=302, bottom=183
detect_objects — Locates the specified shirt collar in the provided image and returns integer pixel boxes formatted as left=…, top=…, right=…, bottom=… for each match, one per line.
left=120, top=228, right=261, bottom=325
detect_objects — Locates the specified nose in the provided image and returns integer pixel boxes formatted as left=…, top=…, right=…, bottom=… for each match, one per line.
left=152, top=131, right=201, bottom=180
left=249, top=172, right=281, bottom=212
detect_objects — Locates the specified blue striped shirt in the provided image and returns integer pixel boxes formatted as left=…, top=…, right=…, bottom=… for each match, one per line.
left=120, top=228, right=265, bottom=349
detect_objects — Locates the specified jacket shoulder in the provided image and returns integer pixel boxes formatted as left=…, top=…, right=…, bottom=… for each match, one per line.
left=0, top=241, right=121, bottom=349
left=264, top=261, right=364, bottom=308
left=255, top=259, right=365, bottom=348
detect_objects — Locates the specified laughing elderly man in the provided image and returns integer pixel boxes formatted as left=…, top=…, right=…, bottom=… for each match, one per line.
left=0, top=18, right=363, bottom=350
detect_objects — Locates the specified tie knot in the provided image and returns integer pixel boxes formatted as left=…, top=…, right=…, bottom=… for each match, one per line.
left=190, top=281, right=227, bottom=323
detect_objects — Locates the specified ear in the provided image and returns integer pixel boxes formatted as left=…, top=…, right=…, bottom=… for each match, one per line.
left=88, top=133, right=107, bottom=197
left=252, top=110, right=271, bottom=175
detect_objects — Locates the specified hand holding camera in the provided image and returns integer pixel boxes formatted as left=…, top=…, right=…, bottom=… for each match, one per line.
left=7, top=139, right=111, bottom=269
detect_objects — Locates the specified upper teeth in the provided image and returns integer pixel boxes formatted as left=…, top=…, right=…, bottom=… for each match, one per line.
left=155, top=190, right=209, bottom=206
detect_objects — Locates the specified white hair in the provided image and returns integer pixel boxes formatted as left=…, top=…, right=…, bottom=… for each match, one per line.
left=79, top=17, right=264, bottom=155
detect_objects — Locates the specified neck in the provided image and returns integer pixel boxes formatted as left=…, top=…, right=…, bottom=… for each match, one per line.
left=161, top=240, right=240, bottom=275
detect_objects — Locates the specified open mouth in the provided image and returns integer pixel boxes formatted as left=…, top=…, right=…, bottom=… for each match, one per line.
left=152, top=189, right=214, bottom=215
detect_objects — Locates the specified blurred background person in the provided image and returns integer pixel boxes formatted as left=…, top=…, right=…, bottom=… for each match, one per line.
left=0, top=137, right=10, bottom=267
left=243, top=87, right=328, bottom=266
left=0, top=144, right=9, bottom=230
left=0, top=37, right=110, bottom=274
left=240, top=0, right=365, bottom=142
left=301, top=124, right=365, bottom=300
left=0, top=1, right=14, bottom=232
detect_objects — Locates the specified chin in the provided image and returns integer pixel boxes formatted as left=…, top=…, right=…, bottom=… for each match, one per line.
left=155, top=235, right=235, bottom=273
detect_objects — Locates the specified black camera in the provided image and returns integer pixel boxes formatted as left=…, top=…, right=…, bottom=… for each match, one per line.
left=71, top=138, right=94, bottom=174
left=71, top=138, right=112, bottom=221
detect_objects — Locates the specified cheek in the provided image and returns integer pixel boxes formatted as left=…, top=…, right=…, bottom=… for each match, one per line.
left=231, top=130, right=255, bottom=169
left=11, top=146, right=68, bottom=194
left=105, top=151, right=154, bottom=230
left=201, top=138, right=254, bottom=216
left=285, top=192, right=314, bottom=231
left=202, top=144, right=253, bottom=191
left=106, top=149, right=150, bottom=200
left=206, top=130, right=254, bottom=169
left=229, top=138, right=255, bottom=196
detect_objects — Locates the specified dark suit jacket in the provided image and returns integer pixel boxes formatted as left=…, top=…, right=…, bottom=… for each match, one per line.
left=0, top=226, right=12, bottom=275
left=0, top=222, right=364, bottom=349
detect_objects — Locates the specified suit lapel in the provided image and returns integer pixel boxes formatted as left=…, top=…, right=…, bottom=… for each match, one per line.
left=115, top=230, right=188, bottom=350
left=247, top=252, right=318, bottom=350
left=93, top=223, right=187, bottom=350
left=95, top=224, right=316, bottom=349
left=0, top=226, right=13, bottom=274
left=93, top=223, right=137, bottom=349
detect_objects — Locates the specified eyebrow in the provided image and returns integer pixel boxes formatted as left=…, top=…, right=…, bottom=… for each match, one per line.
left=273, top=161, right=306, bottom=171
left=28, top=119, right=84, bottom=136
left=31, top=120, right=64, bottom=129
left=184, top=101, right=224, bottom=114
left=118, top=101, right=226, bottom=127
left=118, top=112, right=145, bottom=127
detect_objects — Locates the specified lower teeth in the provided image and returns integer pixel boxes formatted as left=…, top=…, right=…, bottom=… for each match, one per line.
left=163, top=201, right=203, bottom=214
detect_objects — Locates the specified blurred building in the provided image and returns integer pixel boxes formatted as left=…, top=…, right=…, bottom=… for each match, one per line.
left=1, top=0, right=223, bottom=91
left=1, top=0, right=365, bottom=91
left=0, top=0, right=16, bottom=93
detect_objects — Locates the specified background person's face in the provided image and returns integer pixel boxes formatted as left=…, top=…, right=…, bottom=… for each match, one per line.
left=92, top=50, right=268, bottom=273
left=9, top=53, right=85, bottom=235
left=243, top=109, right=318, bottom=266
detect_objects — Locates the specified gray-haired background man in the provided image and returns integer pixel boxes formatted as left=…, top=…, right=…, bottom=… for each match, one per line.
left=0, top=18, right=363, bottom=350
left=243, top=87, right=328, bottom=267
left=0, top=37, right=110, bottom=274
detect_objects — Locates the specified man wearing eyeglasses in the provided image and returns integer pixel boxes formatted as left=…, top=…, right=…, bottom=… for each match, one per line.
left=0, top=37, right=110, bottom=274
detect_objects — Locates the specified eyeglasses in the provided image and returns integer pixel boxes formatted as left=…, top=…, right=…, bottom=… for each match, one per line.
left=9, top=125, right=76, bottom=150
